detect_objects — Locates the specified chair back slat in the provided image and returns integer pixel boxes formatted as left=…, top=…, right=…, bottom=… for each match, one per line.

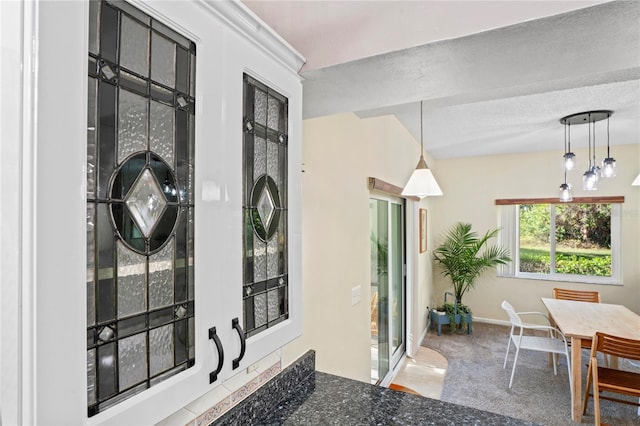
left=595, top=332, right=640, bottom=362
left=553, top=288, right=601, bottom=303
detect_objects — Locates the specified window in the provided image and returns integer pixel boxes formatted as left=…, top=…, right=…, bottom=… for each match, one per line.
left=242, top=74, right=289, bottom=338
left=87, top=1, right=196, bottom=416
left=497, top=198, right=622, bottom=284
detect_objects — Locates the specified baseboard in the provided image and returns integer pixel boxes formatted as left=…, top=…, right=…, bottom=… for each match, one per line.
left=471, top=317, right=510, bottom=327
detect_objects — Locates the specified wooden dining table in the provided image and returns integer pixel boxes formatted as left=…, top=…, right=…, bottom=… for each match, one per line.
left=541, top=297, right=640, bottom=422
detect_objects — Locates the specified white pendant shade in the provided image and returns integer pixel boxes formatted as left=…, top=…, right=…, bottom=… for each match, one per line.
left=632, top=173, right=640, bottom=186
left=401, top=155, right=443, bottom=198
left=402, top=101, right=443, bottom=199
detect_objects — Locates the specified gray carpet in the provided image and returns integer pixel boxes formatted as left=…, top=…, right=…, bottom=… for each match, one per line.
left=421, top=322, right=640, bottom=425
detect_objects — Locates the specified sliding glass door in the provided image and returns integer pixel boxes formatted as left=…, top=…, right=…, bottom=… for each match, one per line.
left=370, top=196, right=405, bottom=384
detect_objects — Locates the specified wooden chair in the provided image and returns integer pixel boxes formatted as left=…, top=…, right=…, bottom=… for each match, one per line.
left=553, top=288, right=601, bottom=303
left=553, top=288, right=601, bottom=350
left=582, top=332, right=640, bottom=425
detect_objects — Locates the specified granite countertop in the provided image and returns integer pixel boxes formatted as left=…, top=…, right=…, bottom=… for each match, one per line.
left=213, top=350, right=537, bottom=426
left=260, top=372, right=537, bottom=426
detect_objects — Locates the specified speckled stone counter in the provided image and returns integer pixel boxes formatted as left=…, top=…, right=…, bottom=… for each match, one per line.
left=213, top=350, right=538, bottom=426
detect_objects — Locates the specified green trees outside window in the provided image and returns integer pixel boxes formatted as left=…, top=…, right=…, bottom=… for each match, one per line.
left=519, top=203, right=612, bottom=276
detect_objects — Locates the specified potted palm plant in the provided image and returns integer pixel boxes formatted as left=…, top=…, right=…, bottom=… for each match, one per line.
left=430, top=222, right=511, bottom=334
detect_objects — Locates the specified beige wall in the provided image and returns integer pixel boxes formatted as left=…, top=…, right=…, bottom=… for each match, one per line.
left=428, top=143, right=640, bottom=323
left=282, top=112, right=437, bottom=382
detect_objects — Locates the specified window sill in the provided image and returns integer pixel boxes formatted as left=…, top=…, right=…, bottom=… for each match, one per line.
left=498, top=272, right=622, bottom=286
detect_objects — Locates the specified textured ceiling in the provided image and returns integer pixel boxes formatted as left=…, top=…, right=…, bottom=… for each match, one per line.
left=243, top=1, right=640, bottom=160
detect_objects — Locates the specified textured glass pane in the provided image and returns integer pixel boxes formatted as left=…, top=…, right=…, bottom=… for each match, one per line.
left=97, top=342, right=117, bottom=399
left=96, top=203, right=115, bottom=323
left=267, top=95, right=281, bottom=130
left=149, top=237, right=174, bottom=309
left=254, top=293, right=267, bottom=327
left=118, top=89, right=148, bottom=164
left=100, top=4, right=118, bottom=63
left=87, top=349, right=97, bottom=405
left=189, top=53, right=196, bottom=97
left=88, top=78, right=97, bottom=199
left=98, top=81, right=116, bottom=199
left=174, top=320, right=187, bottom=364
left=267, top=231, right=278, bottom=279
left=118, top=333, right=148, bottom=389
left=150, top=100, right=174, bottom=166
left=117, top=241, right=147, bottom=318
left=125, top=169, right=167, bottom=238
left=174, top=208, right=187, bottom=303
left=267, top=289, right=279, bottom=321
left=176, top=46, right=189, bottom=94
left=267, top=141, right=279, bottom=185
left=188, top=114, right=195, bottom=202
left=254, top=89, right=267, bottom=126
left=254, top=137, right=267, bottom=180
left=150, top=324, right=174, bottom=376
left=253, top=236, right=266, bottom=282
left=151, top=32, right=175, bottom=88
left=88, top=1, right=100, bottom=54
left=120, top=15, right=149, bottom=77
left=279, top=211, right=287, bottom=275
left=188, top=317, right=195, bottom=359
left=187, top=208, right=194, bottom=299
left=87, top=204, right=96, bottom=326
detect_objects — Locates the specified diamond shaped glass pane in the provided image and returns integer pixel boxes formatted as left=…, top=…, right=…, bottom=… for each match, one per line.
left=125, top=169, right=167, bottom=238
left=257, top=186, right=275, bottom=231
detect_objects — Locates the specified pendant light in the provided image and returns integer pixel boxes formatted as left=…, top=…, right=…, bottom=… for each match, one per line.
left=563, top=122, right=575, bottom=171
left=559, top=122, right=573, bottom=202
left=401, top=101, right=443, bottom=198
left=601, top=113, right=616, bottom=177
left=559, top=110, right=613, bottom=196
left=583, top=113, right=598, bottom=191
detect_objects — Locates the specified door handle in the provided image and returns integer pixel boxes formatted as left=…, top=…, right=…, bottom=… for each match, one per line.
left=232, top=317, right=246, bottom=370
left=209, top=326, right=224, bottom=383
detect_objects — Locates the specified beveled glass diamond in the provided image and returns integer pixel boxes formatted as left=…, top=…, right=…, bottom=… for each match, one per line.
left=257, top=186, right=275, bottom=231
left=125, top=169, right=167, bottom=238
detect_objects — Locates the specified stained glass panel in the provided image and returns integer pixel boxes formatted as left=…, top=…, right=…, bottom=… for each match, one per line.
left=243, top=74, right=289, bottom=337
left=87, top=1, right=195, bottom=416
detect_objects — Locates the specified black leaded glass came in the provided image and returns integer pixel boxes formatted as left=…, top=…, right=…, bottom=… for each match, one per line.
left=243, top=74, right=289, bottom=338
left=86, top=1, right=195, bottom=417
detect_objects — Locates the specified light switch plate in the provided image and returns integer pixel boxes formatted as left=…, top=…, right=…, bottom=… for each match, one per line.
left=351, top=285, right=361, bottom=305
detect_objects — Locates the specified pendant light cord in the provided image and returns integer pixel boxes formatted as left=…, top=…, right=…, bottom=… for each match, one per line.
left=420, top=101, right=424, bottom=157
left=607, top=114, right=610, bottom=157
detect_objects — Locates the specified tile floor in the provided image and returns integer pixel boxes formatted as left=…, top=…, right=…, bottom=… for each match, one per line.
left=389, top=347, right=447, bottom=399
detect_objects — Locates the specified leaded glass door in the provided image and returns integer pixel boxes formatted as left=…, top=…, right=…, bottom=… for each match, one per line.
left=242, top=74, right=289, bottom=338
left=86, top=1, right=195, bottom=416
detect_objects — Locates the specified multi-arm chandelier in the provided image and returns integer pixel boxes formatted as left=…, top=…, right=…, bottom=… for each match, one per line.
left=558, top=110, right=615, bottom=202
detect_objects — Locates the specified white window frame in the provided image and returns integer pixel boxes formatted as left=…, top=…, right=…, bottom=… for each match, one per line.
left=497, top=203, right=622, bottom=285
